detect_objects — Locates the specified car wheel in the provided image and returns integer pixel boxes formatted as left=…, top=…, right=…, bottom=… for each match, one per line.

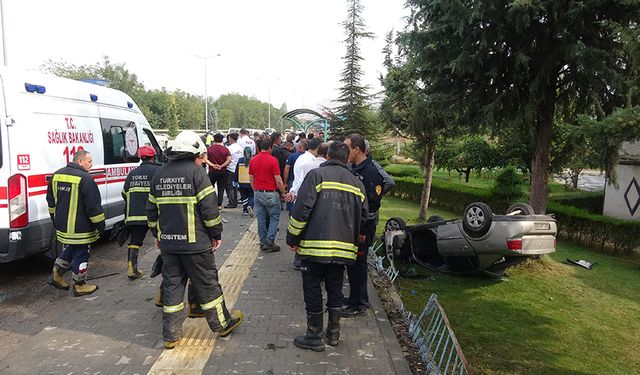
left=427, top=215, right=445, bottom=223
left=507, top=203, right=535, bottom=215
left=463, top=202, right=493, bottom=237
left=385, top=217, right=406, bottom=232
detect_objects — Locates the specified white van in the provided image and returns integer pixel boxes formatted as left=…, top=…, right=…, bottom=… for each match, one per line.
left=0, top=68, right=164, bottom=263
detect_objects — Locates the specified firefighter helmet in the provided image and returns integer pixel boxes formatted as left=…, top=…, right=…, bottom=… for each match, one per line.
left=137, top=145, right=156, bottom=158
left=171, top=130, right=207, bottom=155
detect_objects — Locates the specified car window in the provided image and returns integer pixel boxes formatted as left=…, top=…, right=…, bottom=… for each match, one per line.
left=101, top=119, right=139, bottom=164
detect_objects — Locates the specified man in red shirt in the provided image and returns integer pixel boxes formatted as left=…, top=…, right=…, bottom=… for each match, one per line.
left=206, top=133, right=231, bottom=209
left=249, top=138, right=286, bottom=252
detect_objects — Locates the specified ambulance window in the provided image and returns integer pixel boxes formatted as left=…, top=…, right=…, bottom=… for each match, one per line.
left=140, top=128, right=165, bottom=164
left=101, top=119, right=140, bottom=164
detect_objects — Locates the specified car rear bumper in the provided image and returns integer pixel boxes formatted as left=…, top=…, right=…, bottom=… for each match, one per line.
left=519, top=235, right=556, bottom=255
left=0, top=219, right=54, bottom=263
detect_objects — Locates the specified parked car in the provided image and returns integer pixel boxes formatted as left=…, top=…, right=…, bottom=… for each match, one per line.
left=384, top=202, right=557, bottom=277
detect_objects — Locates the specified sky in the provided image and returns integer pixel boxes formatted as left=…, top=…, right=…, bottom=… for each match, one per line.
left=1, top=0, right=409, bottom=112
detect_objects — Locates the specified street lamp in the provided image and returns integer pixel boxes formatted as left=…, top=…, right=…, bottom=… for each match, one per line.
left=257, top=77, right=280, bottom=129
left=193, top=53, right=222, bottom=132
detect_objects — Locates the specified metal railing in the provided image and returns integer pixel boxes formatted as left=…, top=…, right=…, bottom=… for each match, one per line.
left=401, top=294, right=471, bottom=375
left=370, top=238, right=472, bottom=375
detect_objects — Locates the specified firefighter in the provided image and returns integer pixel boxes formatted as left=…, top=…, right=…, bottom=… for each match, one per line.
left=147, top=130, right=243, bottom=349
left=342, top=133, right=392, bottom=317
left=46, top=150, right=105, bottom=296
left=286, top=141, right=368, bottom=351
left=121, top=145, right=161, bottom=279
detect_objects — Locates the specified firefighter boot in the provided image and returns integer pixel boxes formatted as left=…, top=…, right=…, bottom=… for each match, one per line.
left=154, top=287, right=163, bottom=307
left=294, top=312, right=325, bottom=352
left=219, top=309, right=244, bottom=337
left=325, top=308, right=341, bottom=346
left=73, top=282, right=99, bottom=296
left=72, top=272, right=98, bottom=297
left=188, top=303, right=206, bottom=318
left=47, top=261, right=70, bottom=291
left=127, top=246, right=143, bottom=280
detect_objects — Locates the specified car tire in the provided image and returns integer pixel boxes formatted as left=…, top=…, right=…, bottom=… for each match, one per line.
left=507, top=203, right=535, bottom=215
left=385, top=217, right=406, bottom=232
left=463, top=202, right=493, bottom=238
left=427, top=215, right=445, bottom=223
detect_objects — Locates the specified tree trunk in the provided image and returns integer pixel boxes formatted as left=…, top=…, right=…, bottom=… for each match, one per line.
left=464, top=168, right=471, bottom=183
left=529, top=85, right=556, bottom=214
left=419, top=138, right=436, bottom=221
left=571, top=167, right=582, bottom=190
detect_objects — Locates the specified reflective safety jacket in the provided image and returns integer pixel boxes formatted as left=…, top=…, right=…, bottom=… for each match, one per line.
left=286, top=160, right=368, bottom=265
left=122, top=161, right=160, bottom=225
left=147, top=158, right=222, bottom=254
left=46, top=162, right=105, bottom=245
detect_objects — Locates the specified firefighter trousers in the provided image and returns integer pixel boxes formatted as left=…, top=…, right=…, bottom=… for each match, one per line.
left=300, top=260, right=344, bottom=314
left=161, top=251, right=232, bottom=342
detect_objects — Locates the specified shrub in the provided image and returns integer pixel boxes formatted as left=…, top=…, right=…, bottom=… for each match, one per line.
left=491, top=166, right=524, bottom=205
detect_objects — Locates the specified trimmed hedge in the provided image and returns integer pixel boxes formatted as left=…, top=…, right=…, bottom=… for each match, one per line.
left=552, top=193, right=604, bottom=214
left=390, top=176, right=640, bottom=255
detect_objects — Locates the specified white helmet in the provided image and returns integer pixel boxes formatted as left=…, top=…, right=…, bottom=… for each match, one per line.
left=171, top=130, right=207, bottom=155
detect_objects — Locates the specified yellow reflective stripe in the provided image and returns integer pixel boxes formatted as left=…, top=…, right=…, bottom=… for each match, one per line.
left=128, top=245, right=140, bottom=249
left=57, top=236, right=100, bottom=245
left=204, top=215, right=222, bottom=227
left=315, top=181, right=365, bottom=202
left=163, top=302, right=185, bottom=314
left=125, top=190, right=131, bottom=219
left=196, top=185, right=215, bottom=202
left=128, top=187, right=151, bottom=193
left=216, top=303, right=227, bottom=328
left=156, top=197, right=197, bottom=205
left=148, top=221, right=157, bottom=228
left=125, top=215, right=148, bottom=222
left=298, top=247, right=357, bottom=260
left=53, top=181, right=58, bottom=204
left=89, top=213, right=105, bottom=223
left=52, top=174, right=82, bottom=184
left=148, top=194, right=157, bottom=204
left=48, top=207, right=55, bottom=214
left=57, top=230, right=99, bottom=239
left=187, top=203, right=196, bottom=243
left=67, top=184, right=79, bottom=233
left=201, top=295, right=224, bottom=311
left=289, top=217, right=307, bottom=229
left=299, top=240, right=357, bottom=251
left=287, top=223, right=302, bottom=236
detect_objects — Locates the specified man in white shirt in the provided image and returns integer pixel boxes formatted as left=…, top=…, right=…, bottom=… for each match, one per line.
left=225, top=133, right=244, bottom=208
left=238, top=128, right=256, bottom=156
left=285, top=138, right=323, bottom=200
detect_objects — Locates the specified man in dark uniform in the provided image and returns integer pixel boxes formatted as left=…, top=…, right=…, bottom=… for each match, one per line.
left=46, top=150, right=105, bottom=296
left=342, top=133, right=393, bottom=317
left=147, top=130, right=243, bottom=349
left=287, top=141, right=368, bottom=351
left=121, top=145, right=161, bottom=279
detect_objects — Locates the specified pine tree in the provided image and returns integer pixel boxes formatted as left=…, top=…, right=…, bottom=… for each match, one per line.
left=334, top=0, right=374, bottom=138
left=167, top=95, right=180, bottom=138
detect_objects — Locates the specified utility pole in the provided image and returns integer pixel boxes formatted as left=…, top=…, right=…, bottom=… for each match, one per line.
left=257, top=77, right=279, bottom=129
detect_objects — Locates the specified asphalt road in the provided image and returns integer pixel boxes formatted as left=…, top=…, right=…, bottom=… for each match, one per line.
left=0, top=235, right=131, bottom=362
left=0, top=207, right=252, bottom=363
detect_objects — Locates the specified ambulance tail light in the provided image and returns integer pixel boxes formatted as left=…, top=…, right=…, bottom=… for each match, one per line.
left=9, top=174, right=28, bottom=228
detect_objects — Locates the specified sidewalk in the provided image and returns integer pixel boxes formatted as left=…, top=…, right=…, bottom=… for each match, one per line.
left=0, top=209, right=411, bottom=375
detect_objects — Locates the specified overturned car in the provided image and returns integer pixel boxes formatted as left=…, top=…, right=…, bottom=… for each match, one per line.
left=384, top=202, right=557, bottom=277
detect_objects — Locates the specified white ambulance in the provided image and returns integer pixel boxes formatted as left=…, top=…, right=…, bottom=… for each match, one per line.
left=0, top=67, right=165, bottom=263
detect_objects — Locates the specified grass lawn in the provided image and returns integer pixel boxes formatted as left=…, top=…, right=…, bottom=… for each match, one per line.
left=379, top=197, right=640, bottom=375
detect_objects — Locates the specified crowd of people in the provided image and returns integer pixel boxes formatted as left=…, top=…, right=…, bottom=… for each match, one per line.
left=45, top=126, right=394, bottom=352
